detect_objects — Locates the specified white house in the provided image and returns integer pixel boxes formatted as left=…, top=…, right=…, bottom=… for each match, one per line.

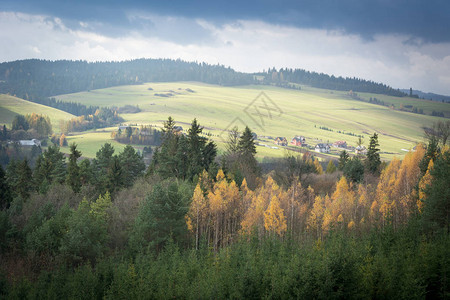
left=315, top=143, right=330, bottom=153
left=19, top=139, right=41, bottom=147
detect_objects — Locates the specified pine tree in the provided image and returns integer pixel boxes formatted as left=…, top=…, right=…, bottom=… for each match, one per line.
left=421, top=150, right=450, bottom=233
left=8, top=159, right=33, bottom=199
left=34, top=144, right=66, bottom=193
left=0, top=165, right=12, bottom=209
left=338, top=150, right=349, bottom=171
left=118, top=145, right=145, bottom=187
left=106, top=155, right=123, bottom=193
left=237, top=126, right=259, bottom=187
left=187, top=118, right=206, bottom=180
left=225, top=126, right=240, bottom=158
left=366, top=133, right=381, bottom=174
left=92, top=143, right=115, bottom=192
left=67, top=143, right=82, bottom=193
left=419, top=137, right=438, bottom=175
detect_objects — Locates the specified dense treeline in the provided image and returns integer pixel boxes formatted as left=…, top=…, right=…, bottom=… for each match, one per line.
left=111, top=125, right=162, bottom=146
left=0, top=59, right=254, bottom=100
left=0, top=59, right=410, bottom=108
left=63, top=107, right=124, bottom=133
left=36, top=97, right=99, bottom=117
left=0, top=118, right=449, bottom=298
left=262, top=67, right=407, bottom=97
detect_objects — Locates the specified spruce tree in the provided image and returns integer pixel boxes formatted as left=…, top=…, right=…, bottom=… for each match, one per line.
left=366, top=133, right=381, bottom=175
left=0, top=165, right=12, bottom=209
left=187, top=118, right=206, bottom=180
left=236, top=126, right=259, bottom=185
left=419, top=136, right=439, bottom=176
left=338, top=150, right=349, bottom=171
left=118, top=145, right=145, bottom=187
left=67, top=143, right=82, bottom=193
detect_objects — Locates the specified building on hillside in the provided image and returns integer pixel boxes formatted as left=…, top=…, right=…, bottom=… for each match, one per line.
left=173, top=126, right=183, bottom=133
left=355, top=145, right=367, bottom=155
left=315, top=143, right=330, bottom=153
left=291, top=136, right=307, bottom=147
left=118, top=125, right=130, bottom=131
left=19, top=139, right=41, bottom=147
left=332, top=141, right=347, bottom=148
left=251, top=132, right=258, bottom=140
left=274, top=137, right=288, bottom=146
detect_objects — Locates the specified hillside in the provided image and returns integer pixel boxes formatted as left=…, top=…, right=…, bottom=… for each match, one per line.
left=0, top=94, right=75, bottom=131
left=54, top=82, right=449, bottom=160
left=0, top=59, right=406, bottom=106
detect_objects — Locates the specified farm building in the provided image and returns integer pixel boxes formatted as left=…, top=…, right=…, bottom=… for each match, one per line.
left=173, top=126, right=183, bottom=133
left=19, top=139, right=41, bottom=147
left=332, top=141, right=347, bottom=148
left=315, top=143, right=330, bottom=153
left=275, top=137, right=287, bottom=146
left=274, top=137, right=288, bottom=146
left=291, top=136, right=307, bottom=147
left=355, top=145, right=367, bottom=155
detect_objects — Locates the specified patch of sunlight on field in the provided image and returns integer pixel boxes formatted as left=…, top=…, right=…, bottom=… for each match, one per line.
left=0, top=94, right=74, bottom=132
left=53, top=82, right=449, bottom=160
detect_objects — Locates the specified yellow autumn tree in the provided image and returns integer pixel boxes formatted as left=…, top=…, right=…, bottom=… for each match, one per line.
left=376, top=145, right=425, bottom=229
left=418, top=159, right=433, bottom=213
left=207, top=169, right=241, bottom=250
left=241, top=176, right=280, bottom=239
left=376, top=158, right=401, bottom=228
left=284, top=178, right=307, bottom=236
left=264, top=195, right=287, bottom=236
left=313, top=159, right=323, bottom=174
left=329, top=176, right=355, bottom=228
left=186, top=183, right=208, bottom=249
left=308, top=195, right=326, bottom=240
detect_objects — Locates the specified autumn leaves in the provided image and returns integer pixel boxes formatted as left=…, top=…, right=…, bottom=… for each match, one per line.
left=186, top=144, right=435, bottom=249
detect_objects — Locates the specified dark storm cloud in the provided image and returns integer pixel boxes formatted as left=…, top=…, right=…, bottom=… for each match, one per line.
left=2, top=0, right=449, bottom=42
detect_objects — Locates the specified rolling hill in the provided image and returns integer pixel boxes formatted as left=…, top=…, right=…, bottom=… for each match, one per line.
left=0, top=94, right=75, bottom=131
left=54, top=82, right=450, bottom=160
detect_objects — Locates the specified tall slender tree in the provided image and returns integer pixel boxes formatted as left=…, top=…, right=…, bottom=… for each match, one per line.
left=67, top=143, right=82, bottom=193
left=366, top=133, right=381, bottom=175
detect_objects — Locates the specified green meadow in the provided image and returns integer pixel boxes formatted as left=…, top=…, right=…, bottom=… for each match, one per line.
left=2, top=82, right=448, bottom=160
left=0, top=94, right=75, bottom=131
left=55, top=82, right=449, bottom=160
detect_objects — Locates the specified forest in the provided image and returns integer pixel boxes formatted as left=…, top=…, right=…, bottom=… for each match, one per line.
left=259, top=67, right=407, bottom=97
left=0, top=59, right=408, bottom=107
left=0, top=116, right=449, bottom=298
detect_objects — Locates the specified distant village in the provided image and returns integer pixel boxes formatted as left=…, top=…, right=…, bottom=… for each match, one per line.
left=254, top=134, right=368, bottom=155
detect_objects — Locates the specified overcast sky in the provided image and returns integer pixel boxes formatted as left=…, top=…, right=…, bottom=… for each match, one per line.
left=1, top=0, right=449, bottom=95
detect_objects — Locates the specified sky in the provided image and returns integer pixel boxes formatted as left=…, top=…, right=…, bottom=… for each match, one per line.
left=1, top=0, right=449, bottom=95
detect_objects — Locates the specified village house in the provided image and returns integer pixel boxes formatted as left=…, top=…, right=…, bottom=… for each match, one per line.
left=355, top=145, right=367, bottom=155
left=274, top=137, right=288, bottom=146
left=332, top=140, right=347, bottom=148
left=19, top=139, right=41, bottom=147
left=173, top=126, right=183, bottom=133
left=118, top=125, right=130, bottom=131
left=291, top=136, right=307, bottom=147
left=315, top=143, right=330, bottom=153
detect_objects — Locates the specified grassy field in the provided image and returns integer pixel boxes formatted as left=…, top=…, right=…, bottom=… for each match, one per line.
left=54, top=82, right=449, bottom=160
left=0, top=94, right=75, bottom=132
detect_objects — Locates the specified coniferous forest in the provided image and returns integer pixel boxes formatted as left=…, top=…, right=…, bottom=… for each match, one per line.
left=0, top=116, right=449, bottom=299
left=0, top=59, right=406, bottom=107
